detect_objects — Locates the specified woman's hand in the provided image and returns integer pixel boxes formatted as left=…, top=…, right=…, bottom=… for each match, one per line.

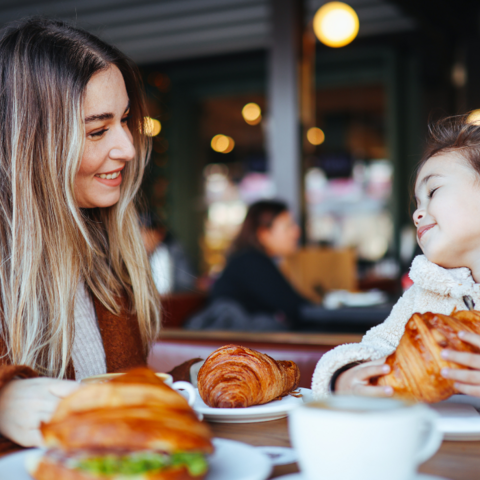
left=441, top=331, right=480, bottom=397
left=0, top=378, right=79, bottom=447
left=335, top=359, right=393, bottom=397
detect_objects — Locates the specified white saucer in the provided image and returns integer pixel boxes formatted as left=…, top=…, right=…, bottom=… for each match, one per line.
left=275, top=474, right=449, bottom=480
left=429, top=395, right=480, bottom=441
left=193, top=388, right=309, bottom=423
left=0, top=438, right=272, bottom=480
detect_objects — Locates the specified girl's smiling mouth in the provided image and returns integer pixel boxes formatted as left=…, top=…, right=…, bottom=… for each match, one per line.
left=418, top=223, right=436, bottom=240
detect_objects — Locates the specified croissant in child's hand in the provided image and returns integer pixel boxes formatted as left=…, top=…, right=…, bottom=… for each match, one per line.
left=371, top=310, right=480, bottom=403
left=197, top=344, right=300, bottom=408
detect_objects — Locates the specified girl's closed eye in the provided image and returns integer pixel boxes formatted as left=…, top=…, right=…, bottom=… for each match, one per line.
left=428, top=187, right=439, bottom=199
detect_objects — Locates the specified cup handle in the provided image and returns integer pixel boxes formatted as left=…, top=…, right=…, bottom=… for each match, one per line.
left=172, top=381, right=196, bottom=407
left=414, top=408, right=443, bottom=465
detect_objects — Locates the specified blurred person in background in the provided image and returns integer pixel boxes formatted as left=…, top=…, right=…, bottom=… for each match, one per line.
left=140, top=212, right=196, bottom=295
left=186, top=200, right=310, bottom=331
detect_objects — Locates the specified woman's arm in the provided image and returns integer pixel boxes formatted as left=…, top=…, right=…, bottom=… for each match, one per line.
left=0, top=337, right=79, bottom=451
left=0, top=376, right=79, bottom=448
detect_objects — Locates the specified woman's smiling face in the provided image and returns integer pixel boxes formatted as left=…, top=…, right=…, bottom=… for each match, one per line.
left=413, top=152, right=480, bottom=269
left=75, top=65, right=135, bottom=209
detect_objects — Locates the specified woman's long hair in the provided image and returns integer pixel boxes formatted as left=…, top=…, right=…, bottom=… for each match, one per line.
left=230, top=200, right=288, bottom=254
left=0, top=18, right=160, bottom=377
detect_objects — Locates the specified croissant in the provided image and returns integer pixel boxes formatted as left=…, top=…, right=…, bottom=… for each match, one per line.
left=372, top=310, right=480, bottom=403
left=197, top=344, right=300, bottom=408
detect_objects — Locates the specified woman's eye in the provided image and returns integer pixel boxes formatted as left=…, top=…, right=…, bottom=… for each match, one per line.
left=90, top=128, right=107, bottom=138
left=121, top=114, right=131, bottom=124
left=428, top=187, right=438, bottom=199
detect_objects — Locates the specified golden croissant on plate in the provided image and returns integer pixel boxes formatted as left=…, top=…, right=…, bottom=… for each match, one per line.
left=371, top=310, right=480, bottom=403
left=197, top=344, right=300, bottom=408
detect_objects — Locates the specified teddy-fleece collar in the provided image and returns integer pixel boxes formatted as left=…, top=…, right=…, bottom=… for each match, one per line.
left=409, top=255, right=480, bottom=299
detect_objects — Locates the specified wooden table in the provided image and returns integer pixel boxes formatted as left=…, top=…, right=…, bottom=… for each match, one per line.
left=158, top=329, right=362, bottom=346
left=210, top=418, right=480, bottom=479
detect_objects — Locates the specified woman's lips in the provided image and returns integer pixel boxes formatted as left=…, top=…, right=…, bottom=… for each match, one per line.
left=94, top=171, right=122, bottom=187
left=417, top=223, right=436, bottom=240
left=94, top=167, right=124, bottom=187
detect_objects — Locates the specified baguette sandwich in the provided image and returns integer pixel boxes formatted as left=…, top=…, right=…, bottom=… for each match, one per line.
left=31, top=368, right=213, bottom=480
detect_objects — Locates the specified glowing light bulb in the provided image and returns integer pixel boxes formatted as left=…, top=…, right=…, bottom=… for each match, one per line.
left=242, top=103, right=262, bottom=125
left=313, top=2, right=359, bottom=48
left=144, top=117, right=161, bottom=136
left=307, top=127, right=325, bottom=145
left=211, top=134, right=235, bottom=153
left=467, top=110, right=480, bottom=125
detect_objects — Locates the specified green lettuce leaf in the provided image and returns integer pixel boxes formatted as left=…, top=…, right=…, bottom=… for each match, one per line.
left=76, top=451, right=208, bottom=476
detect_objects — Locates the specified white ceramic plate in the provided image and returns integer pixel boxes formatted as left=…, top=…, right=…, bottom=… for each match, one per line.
left=0, top=438, right=271, bottom=480
left=275, top=474, right=449, bottom=480
left=429, top=395, right=480, bottom=441
left=194, top=387, right=309, bottom=423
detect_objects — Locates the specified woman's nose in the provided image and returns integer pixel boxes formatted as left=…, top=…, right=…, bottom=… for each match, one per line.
left=110, top=127, right=135, bottom=162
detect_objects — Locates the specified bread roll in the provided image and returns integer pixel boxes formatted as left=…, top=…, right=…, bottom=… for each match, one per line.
left=32, top=368, right=213, bottom=480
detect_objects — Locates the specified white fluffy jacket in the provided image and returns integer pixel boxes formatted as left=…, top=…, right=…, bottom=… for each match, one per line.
left=311, top=255, right=480, bottom=399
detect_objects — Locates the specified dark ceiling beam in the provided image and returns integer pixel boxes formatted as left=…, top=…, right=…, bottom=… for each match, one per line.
left=387, top=0, right=478, bottom=41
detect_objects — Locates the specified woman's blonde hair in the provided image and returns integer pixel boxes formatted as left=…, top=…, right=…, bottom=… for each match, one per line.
left=0, top=18, right=160, bottom=377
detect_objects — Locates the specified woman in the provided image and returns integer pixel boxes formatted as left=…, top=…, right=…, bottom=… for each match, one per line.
left=0, top=18, right=160, bottom=450
left=187, top=200, right=310, bottom=331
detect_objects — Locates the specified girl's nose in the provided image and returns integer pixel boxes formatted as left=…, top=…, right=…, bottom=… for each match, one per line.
left=413, top=209, right=424, bottom=226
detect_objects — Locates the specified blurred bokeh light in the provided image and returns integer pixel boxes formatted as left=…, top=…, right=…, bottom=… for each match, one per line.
left=211, top=134, right=235, bottom=153
left=307, top=127, right=325, bottom=145
left=144, top=117, right=162, bottom=136
left=242, top=103, right=262, bottom=125
left=313, top=2, right=359, bottom=48
left=467, top=110, right=480, bottom=125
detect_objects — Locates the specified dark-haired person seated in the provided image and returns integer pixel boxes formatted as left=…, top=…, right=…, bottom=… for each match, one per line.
left=186, top=200, right=310, bottom=331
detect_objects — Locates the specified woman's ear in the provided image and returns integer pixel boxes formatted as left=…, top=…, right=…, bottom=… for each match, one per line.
left=256, top=226, right=269, bottom=248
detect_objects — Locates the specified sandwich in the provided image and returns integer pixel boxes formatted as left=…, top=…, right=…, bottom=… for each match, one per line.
left=30, top=367, right=213, bottom=480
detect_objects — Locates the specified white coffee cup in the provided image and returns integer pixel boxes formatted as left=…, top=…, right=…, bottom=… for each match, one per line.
left=170, top=380, right=197, bottom=407
left=80, top=373, right=196, bottom=406
left=288, top=395, right=442, bottom=480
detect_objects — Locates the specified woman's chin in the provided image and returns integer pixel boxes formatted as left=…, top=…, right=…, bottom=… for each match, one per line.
left=78, top=193, right=121, bottom=209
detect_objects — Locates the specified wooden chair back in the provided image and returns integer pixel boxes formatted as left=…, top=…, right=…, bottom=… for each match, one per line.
left=280, top=247, right=357, bottom=302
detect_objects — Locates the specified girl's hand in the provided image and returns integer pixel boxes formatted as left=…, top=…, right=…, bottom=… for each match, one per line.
left=335, top=359, right=393, bottom=397
left=441, top=331, right=480, bottom=397
left=0, top=378, right=79, bottom=447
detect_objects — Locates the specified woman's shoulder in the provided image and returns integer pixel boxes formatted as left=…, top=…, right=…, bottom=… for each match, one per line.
left=217, top=249, right=274, bottom=284
left=227, top=248, right=270, bottom=266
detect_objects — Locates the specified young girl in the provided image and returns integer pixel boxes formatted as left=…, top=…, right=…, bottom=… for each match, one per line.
left=312, top=116, right=480, bottom=399
left=0, top=18, right=160, bottom=450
